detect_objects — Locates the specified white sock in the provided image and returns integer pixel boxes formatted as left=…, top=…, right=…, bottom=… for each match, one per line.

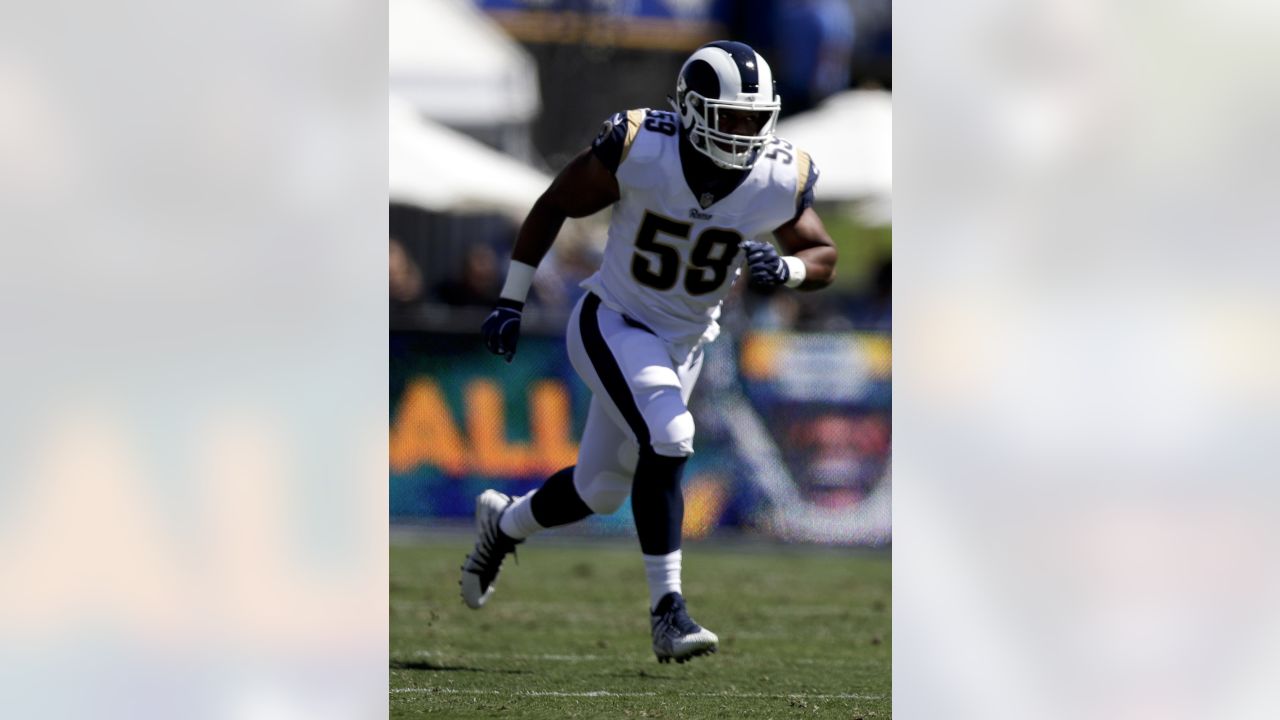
left=643, top=550, right=683, bottom=611
left=498, top=492, right=545, bottom=540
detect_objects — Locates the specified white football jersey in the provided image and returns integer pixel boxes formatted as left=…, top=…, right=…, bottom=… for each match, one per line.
left=581, top=107, right=818, bottom=364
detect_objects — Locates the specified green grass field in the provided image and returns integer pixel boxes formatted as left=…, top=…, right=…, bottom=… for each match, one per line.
left=391, top=534, right=891, bottom=719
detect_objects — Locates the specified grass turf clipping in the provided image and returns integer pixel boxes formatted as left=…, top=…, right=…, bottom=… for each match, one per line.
left=391, top=537, right=890, bottom=719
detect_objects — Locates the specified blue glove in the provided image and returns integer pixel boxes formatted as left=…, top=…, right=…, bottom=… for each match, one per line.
left=482, top=298, right=524, bottom=362
left=741, top=240, right=790, bottom=288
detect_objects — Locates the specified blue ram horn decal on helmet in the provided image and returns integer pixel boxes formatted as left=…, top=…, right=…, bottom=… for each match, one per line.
left=670, top=41, right=781, bottom=170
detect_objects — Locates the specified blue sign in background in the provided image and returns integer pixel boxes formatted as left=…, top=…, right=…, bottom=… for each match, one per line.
left=390, top=329, right=891, bottom=544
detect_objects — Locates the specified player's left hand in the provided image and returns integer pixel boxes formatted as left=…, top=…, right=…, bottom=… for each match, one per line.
left=741, top=240, right=789, bottom=288
left=481, top=299, right=524, bottom=363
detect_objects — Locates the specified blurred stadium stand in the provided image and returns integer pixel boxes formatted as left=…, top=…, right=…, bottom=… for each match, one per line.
left=389, top=0, right=892, bottom=545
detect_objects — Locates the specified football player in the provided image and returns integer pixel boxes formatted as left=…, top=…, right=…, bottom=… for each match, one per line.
left=464, top=40, right=837, bottom=664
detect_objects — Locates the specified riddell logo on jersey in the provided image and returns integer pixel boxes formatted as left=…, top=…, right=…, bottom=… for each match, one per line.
left=689, top=208, right=713, bottom=220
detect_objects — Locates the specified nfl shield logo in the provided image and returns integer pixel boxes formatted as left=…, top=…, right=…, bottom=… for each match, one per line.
left=699, top=192, right=715, bottom=209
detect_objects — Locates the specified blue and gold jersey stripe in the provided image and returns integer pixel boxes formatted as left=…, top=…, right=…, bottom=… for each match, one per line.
left=619, top=109, right=646, bottom=165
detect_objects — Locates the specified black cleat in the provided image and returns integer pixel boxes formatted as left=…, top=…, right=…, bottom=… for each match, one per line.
left=460, top=490, right=521, bottom=609
left=651, top=592, right=719, bottom=663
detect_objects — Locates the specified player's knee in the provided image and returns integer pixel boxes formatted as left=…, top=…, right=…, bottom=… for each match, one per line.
left=573, top=468, right=631, bottom=514
left=585, top=484, right=630, bottom=515
left=649, top=410, right=695, bottom=458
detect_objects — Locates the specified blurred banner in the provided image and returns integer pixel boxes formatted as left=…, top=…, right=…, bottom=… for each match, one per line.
left=477, top=0, right=731, bottom=51
left=390, top=327, right=891, bottom=545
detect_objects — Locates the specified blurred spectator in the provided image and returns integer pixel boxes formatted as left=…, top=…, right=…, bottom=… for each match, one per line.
left=845, top=256, right=891, bottom=330
left=745, top=285, right=852, bottom=331
left=790, top=412, right=889, bottom=507
left=389, top=236, right=422, bottom=303
left=433, top=243, right=501, bottom=307
left=752, top=291, right=802, bottom=330
left=530, top=219, right=605, bottom=314
left=773, top=0, right=856, bottom=115
left=848, top=0, right=892, bottom=88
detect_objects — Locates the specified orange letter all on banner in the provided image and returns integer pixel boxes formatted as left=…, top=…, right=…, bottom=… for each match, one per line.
left=390, top=377, right=579, bottom=477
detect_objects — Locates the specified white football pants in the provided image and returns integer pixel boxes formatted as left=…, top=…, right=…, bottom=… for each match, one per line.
left=564, top=292, right=704, bottom=514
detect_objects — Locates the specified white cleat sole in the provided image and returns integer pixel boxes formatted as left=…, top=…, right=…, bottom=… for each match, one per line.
left=656, top=629, right=719, bottom=664
left=459, top=567, right=494, bottom=609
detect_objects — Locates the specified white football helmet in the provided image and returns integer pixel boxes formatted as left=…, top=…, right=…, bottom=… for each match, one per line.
left=670, top=40, right=781, bottom=170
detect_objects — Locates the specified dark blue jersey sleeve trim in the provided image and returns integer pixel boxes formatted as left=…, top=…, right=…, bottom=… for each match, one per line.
left=590, top=111, right=630, bottom=174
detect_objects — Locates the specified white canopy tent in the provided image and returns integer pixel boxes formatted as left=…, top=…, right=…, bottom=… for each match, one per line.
left=389, top=0, right=540, bottom=127
left=389, top=96, right=549, bottom=216
left=776, top=90, right=892, bottom=223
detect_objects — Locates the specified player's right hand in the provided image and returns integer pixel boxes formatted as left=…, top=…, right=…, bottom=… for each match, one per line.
left=482, top=299, right=524, bottom=363
left=741, top=240, right=790, bottom=288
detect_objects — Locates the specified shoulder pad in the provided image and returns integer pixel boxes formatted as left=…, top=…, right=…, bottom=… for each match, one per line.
left=591, top=110, right=636, bottom=174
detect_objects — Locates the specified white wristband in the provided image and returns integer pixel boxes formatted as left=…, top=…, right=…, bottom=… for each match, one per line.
left=782, top=256, right=807, bottom=288
left=500, top=260, right=537, bottom=303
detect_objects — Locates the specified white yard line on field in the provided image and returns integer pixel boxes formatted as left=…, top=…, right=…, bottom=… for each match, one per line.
left=411, top=650, right=623, bottom=662
left=407, top=649, right=875, bottom=665
left=392, top=688, right=654, bottom=697
left=390, top=687, right=885, bottom=701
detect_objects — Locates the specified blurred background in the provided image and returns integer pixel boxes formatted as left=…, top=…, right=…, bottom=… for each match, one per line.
left=7, top=0, right=1280, bottom=714
left=389, top=0, right=893, bottom=546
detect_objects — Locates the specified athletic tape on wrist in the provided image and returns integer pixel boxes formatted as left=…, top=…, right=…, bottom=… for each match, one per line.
left=500, top=260, right=537, bottom=303
left=782, top=256, right=807, bottom=288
